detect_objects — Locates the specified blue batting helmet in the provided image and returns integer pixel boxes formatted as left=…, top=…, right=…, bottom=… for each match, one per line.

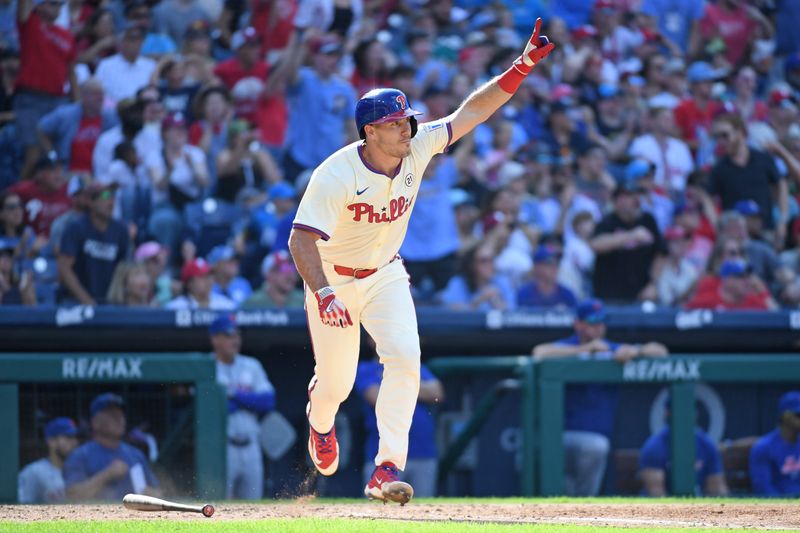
left=355, top=88, right=422, bottom=140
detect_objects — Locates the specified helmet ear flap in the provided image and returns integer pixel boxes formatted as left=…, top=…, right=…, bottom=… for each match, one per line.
left=359, top=126, right=367, bottom=140
left=410, top=117, right=418, bottom=138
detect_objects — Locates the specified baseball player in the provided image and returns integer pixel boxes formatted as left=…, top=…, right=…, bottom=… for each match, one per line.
left=209, top=314, right=276, bottom=500
left=288, top=18, right=555, bottom=504
left=749, top=391, right=800, bottom=497
left=18, top=417, right=79, bottom=503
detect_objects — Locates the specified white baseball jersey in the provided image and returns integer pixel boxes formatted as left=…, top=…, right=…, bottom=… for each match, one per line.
left=293, top=119, right=453, bottom=268
left=216, top=354, right=274, bottom=442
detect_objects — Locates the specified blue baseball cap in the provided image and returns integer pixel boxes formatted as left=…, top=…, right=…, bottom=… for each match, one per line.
left=687, top=61, right=726, bottom=83
left=269, top=182, right=296, bottom=201
left=597, top=83, right=620, bottom=100
left=785, top=52, right=800, bottom=73
left=719, top=258, right=748, bottom=278
left=209, top=314, right=238, bottom=336
left=45, top=417, right=78, bottom=439
left=625, top=159, right=654, bottom=182
left=90, top=393, right=125, bottom=418
left=0, top=237, right=16, bottom=252
left=576, top=298, right=606, bottom=324
left=734, top=199, right=760, bottom=217
left=534, top=244, right=560, bottom=263
left=778, top=391, right=800, bottom=416
left=207, top=244, right=235, bottom=266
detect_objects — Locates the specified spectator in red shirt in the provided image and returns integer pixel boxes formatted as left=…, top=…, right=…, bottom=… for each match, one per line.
left=248, top=0, right=297, bottom=57
left=673, top=62, right=724, bottom=159
left=213, top=27, right=290, bottom=150
left=697, top=0, right=773, bottom=67
left=685, top=258, right=777, bottom=311
left=37, top=79, right=118, bottom=174
left=14, top=0, right=78, bottom=179
left=7, top=154, right=71, bottom=239
left=731, top=66, right=768, bottom=125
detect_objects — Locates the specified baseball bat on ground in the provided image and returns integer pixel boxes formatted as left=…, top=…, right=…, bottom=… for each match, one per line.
left=122, top=493, right=215, bottom=517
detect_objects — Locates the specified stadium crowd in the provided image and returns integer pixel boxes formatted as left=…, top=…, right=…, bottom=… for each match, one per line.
left=1, top=0, right=800, bottom=311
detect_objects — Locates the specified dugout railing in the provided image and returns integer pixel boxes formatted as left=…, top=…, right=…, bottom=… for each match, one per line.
left=428, top=354, right=800, bottom=497
left=0, top=353, right=227, bottom=503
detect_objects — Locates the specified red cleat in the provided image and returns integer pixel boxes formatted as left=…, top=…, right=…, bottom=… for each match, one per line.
left=308, top=425, right=339, bottom=476
left=364, top=462, right=413, bottom=505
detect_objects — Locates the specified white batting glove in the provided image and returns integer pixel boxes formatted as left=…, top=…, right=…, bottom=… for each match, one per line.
left=314, top=286, right=353, bottom=328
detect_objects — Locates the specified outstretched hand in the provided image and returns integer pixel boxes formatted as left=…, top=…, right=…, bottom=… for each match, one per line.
left=519, top=18, right=556, bottom=69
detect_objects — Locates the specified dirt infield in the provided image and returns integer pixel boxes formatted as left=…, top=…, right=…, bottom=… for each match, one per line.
left=3, top=501, right=800, bottom=529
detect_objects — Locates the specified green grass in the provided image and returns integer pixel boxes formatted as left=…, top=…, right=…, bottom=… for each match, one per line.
left=302, top=496, right=800, bottom=504
left=3, top=521, right=798, bottom=533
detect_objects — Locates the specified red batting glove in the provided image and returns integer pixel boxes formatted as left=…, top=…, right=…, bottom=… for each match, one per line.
left=314, top=286, right=353, bottom=328
left=498, top=17, right=556, bottom=94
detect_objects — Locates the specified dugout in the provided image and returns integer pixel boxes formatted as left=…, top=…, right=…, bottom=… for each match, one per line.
left=0, top=353, right=227, bottom=503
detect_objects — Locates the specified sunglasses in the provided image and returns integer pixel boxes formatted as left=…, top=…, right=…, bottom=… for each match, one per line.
left=713, top=130, right=733, bottom=141
left=475, top=256, right=494, bottom=263
left=93, top=189, right=114, bottom=200
left=2, top=202, right=21, bottom=210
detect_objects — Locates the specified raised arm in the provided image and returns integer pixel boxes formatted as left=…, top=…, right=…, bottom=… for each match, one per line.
left=447, top=17, right=555, bottom=144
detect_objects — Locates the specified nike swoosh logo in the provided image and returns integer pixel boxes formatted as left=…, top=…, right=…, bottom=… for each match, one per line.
left=356, top=187, right=369, bottom=195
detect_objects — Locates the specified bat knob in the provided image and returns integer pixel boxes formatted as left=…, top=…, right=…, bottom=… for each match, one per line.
left=202, top=504, right=215, bottom=518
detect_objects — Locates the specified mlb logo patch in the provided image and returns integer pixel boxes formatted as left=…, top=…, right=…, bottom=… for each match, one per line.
left=425, top=123, right=443, bottom=131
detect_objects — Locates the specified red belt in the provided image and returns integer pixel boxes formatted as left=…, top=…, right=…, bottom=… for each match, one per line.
left=333, top=265, right=378, bottom=278
left=333, top=256, right=399, bottom=279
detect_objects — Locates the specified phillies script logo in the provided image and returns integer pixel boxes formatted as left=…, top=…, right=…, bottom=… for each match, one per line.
left=348, top=196, right=414, bottom=223
left=396, top=94, right=407, bottom=109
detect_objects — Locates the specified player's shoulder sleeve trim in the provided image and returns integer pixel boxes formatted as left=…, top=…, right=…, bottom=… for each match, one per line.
left=292, top=223, right=330, bottom=241
left=444, top=121, right=453, bottom=152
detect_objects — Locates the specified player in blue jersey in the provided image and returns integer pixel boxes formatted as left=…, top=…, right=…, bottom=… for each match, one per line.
left=750, top=391, right=800, bottom=496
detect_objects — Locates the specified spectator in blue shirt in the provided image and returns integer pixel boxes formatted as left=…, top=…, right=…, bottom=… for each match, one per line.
left=517, top=243, right=577, bottom=309
left=439, top=243, right=516, bottom=311
left=355, top=336, right=444, bottom=498
left=208, top=244, right=252, bottom=306
left=64, top=393, right=160, bottom=501
left=282, top=36, right=357, bottom=182
left=638, top=402, right=728, bottom=496
left=57, top=183, right=129, bottom=305
left=749, top=391, right=800, bottom=497
left=640, top=0, right=704, bottom=54
left=401, top=155, right=461, bottom=300
left=533, top=298, right=669, bottom=496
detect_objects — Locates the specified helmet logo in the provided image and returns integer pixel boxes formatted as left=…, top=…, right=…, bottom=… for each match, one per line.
left=395, top=94, right=407, bottom=109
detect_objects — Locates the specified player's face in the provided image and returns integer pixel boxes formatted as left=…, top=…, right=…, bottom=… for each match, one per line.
left=370, top=118, right=413, bottom=158
left=93, top=406, right=126, bottom=440
left=188, top=273, right=212, bottom=298
left=212, top=330, right=240, bottom=362
left=53, top=435, right=79, bottom=459
left=576, top=320, right=606, bottom=342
